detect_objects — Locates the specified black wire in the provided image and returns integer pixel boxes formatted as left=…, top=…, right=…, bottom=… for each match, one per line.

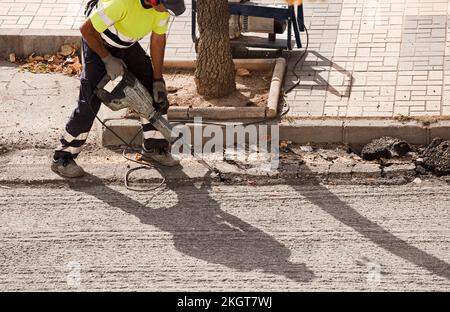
left=284, top=15, right=309, bottom=95
left=87, top=93, right=165, bottom=191
left=90, top=7, right=309, bottom=191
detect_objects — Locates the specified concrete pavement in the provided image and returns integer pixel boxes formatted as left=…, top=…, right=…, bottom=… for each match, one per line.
left=1, top=0, right=450, bottom=119
left=0, top=61, right=84, bottom=150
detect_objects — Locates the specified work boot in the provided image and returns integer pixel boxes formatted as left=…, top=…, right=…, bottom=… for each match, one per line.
left=51, top=155, right=85, bottom=178
left=141, top=146, right=180, bottom=167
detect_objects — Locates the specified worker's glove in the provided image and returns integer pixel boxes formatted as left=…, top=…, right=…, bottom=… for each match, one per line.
left=101, top=54, right=126, bottom=80
left=153, top=79, right=168, bottom=102
left=153, top=79, right=169, bottom=112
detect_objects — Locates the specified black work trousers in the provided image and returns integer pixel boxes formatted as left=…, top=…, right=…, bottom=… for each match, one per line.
left=54, top=38, right=168, bottom=159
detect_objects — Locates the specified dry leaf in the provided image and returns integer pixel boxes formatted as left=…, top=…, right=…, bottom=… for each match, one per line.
left=26, top=53, right=35, bottom=62
left=236, top=68, right=250, bottom=77
left=60, top=44, right=75, bottom=56
left=9, top=53, right=16, bottom=63
left=62, top=66, right=73, bottom=75
left=52, top=57, right=63, bottom=65
left=19, top=48, right=82, bottom=76
left=71, top=63, right=83, bottom=73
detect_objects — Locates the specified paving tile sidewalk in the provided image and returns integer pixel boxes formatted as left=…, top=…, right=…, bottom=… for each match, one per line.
left=1, top=0, right=450, bottom=118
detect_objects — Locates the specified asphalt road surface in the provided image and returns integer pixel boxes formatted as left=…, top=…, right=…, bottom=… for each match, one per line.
left=0, top=178, right=449, bottom=291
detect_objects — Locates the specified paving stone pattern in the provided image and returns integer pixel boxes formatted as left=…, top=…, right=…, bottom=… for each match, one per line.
left=1, top=0, right=449, bottom=117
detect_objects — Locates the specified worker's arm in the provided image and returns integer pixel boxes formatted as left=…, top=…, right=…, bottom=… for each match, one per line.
left=150, top=32, right=166, bottom=80
left=79, top=18, right=125, bottom=80
left=79, top=19, right=110, bottom=59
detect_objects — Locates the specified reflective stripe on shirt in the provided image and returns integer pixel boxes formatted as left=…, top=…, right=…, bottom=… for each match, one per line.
left=88, top=0, right=170, bottom=49
left=96, top=0, right=139, bottom=48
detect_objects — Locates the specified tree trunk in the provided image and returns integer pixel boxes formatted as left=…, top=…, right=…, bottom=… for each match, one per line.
left=195, top=0, right=236, bottom=99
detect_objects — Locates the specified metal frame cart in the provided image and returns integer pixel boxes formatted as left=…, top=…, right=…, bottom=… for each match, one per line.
left=191, top=0, right=305, bottom=51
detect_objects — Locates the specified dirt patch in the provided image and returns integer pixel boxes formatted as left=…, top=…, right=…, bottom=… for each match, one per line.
left=164, top=69, right=271, bottom=108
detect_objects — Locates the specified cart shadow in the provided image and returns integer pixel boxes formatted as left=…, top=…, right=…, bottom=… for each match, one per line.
left=67, top=171, right=315, bottom=283
left=284, top=50, right=354, bottom=98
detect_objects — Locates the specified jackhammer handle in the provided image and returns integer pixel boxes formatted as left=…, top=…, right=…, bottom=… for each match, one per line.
left=94, top=75, right=112, bottom=104
left=97, top=75, right=111, bottom=90
left=156, top=91, right=169, bottom=112
left=94, top=75, right=129, bottom=111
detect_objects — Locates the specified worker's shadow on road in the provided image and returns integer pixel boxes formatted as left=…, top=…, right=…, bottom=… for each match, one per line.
left=67, top=171, right=315, bottom=283
left=281, top=150, right=450, bottom=281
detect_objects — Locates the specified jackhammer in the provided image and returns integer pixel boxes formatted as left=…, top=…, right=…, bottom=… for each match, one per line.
left=95, top=71, right=225, bottom=181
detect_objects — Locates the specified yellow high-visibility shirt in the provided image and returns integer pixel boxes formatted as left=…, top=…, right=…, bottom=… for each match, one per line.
left=89, top=0, right=170, bottom=48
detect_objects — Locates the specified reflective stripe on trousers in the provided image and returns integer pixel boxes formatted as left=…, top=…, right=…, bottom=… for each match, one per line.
left=54, top=38, right=168, bottom=159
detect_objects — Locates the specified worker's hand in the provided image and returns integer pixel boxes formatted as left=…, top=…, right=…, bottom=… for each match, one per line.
left=153, top=79, right=168, bottom=103
left=101, top=54, right=126, bottom=80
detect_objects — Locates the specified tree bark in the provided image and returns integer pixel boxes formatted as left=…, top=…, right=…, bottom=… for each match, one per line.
left=195, top=0, right=236, bottom=99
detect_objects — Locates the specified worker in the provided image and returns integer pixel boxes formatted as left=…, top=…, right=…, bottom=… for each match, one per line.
left=51, top=0, right=186, bottom=178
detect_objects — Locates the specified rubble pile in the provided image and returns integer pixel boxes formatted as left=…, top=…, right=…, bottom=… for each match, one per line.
left=418, top=138, right=450, bottom=176
left=10, top=44, right=82, bottom=77
left=361, top=137, right=411, bottom=161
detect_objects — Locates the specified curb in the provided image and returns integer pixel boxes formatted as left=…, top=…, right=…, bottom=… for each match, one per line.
left=164, top=58, right=278, bottom=72
left=99, top=117, right=450, bottom=148
left=0, top=29, right=81, bottom=59
left=266, top=57, right=286, bottom=118
left=98, top=116, right=278, bottom=147
left=280, top=119, right=450, bottom=145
